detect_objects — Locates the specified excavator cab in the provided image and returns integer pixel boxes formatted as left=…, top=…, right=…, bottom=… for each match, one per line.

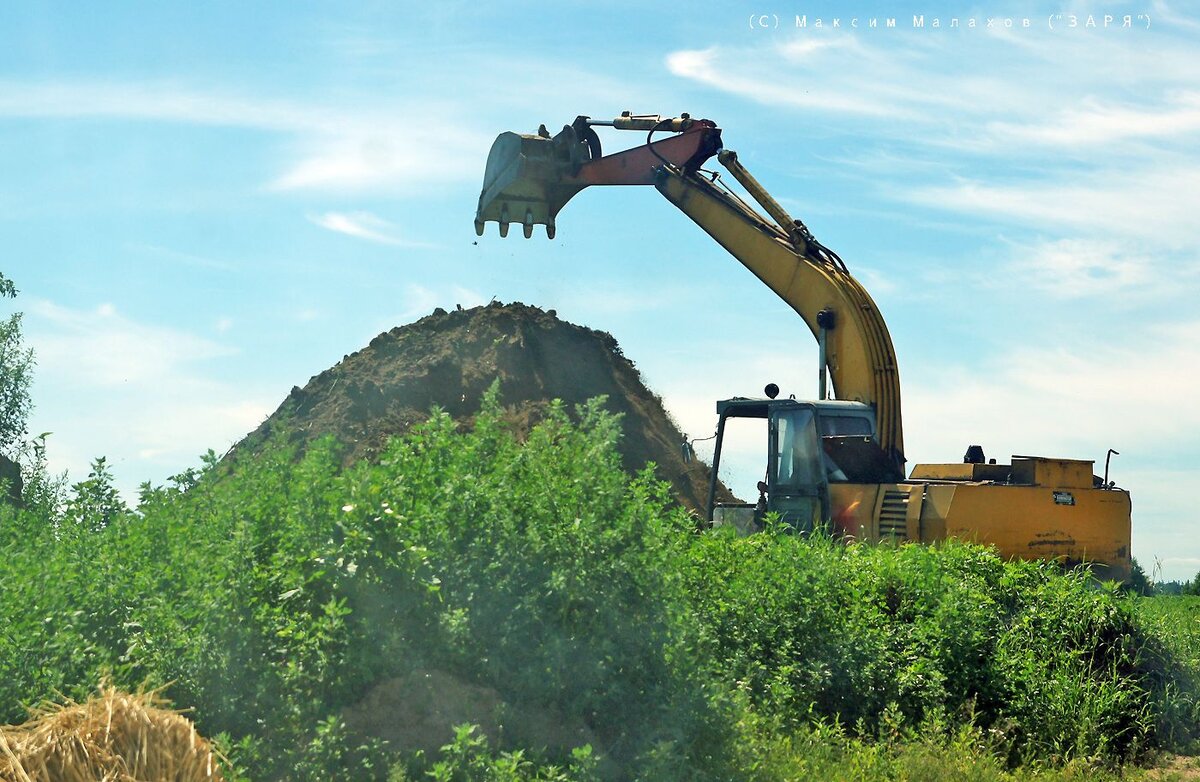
left=766, top=403, right=828, bottom=532
left=707, top=397, right=900, bottom=534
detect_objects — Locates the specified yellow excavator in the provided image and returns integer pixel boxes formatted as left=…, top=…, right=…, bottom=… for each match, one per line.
left=474, top=112, right=1132, bottom=582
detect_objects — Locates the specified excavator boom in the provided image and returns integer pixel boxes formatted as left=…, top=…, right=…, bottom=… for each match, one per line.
left=475, top=113, right=905, bottom=471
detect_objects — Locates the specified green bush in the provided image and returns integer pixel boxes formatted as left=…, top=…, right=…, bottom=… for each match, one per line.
left=0, top=392, right=719, bottom=779
left=392, top=724, right=599, bottom=782
left=681, top=524, right=1161, bottom=765
left=1, top=390, right=1196, bottom=779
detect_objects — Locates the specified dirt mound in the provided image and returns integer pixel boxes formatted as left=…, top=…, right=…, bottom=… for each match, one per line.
left=235, top=302, right=724, bottom=511
left=341, top=669, right=598, bottom=760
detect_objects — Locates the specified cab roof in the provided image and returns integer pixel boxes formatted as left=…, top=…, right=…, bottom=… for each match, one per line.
left=716, top=397, right=873, bottom=419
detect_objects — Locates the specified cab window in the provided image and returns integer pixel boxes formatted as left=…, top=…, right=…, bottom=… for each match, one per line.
left=818, top=415, right=873, bottom=438
left=772, top=408, right=825, bottom=492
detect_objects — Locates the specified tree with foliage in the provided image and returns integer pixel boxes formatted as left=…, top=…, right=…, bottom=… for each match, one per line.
left=0, top=272, right=64, bottom=513
left=0, top=272, right=35, bottom=455
left=1127, top=558, right=1155, bottom=596
left=0, top=272, right=36, bottom=505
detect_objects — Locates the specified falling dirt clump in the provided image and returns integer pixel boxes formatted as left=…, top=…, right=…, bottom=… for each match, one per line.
left=236, top=302, right=724, bottom=510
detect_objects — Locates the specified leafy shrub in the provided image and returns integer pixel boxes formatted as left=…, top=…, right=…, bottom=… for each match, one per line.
left=0, top=391, right=720, bottom=779
left=681, top=525, right=1161, bottom=765
left=1, top=389, right=1197, bottom=779
left=392, top=724, right=599, bottom=782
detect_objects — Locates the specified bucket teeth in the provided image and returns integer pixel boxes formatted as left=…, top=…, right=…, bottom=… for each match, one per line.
left=474, top=125, right=591, bottom=240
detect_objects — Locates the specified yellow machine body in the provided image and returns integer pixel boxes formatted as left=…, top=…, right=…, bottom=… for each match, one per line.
left=475, top=112, right=1134, bottom=581
left=829, top=458, right=1132, bottom=582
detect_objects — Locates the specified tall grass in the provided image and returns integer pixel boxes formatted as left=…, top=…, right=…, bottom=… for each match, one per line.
left=1131, top=595, right=1200, bottom=754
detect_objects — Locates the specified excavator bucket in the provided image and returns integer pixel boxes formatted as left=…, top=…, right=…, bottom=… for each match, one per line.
left=474, top=122, right=595, bottom=239
left=474, top=113, right=722, bottom=239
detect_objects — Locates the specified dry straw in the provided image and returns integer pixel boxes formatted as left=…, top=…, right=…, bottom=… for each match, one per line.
left=0, top=683, right=225, bottom=782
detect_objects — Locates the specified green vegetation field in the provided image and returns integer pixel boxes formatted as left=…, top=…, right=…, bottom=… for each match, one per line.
left=2, top=391, right=1198, bottom=780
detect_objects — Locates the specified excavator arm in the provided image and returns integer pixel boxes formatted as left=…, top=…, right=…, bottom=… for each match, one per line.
left=475, top=113, right=905, bottom=471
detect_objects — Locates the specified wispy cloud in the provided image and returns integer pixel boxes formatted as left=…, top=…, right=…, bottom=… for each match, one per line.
left=0, top=46, right=679, bottom=197
left=0, top=79, right=489, bottom=194
left=903, top=164, right=1200, bottom=245
left=28, top=299, right=234, bottom=387
left=996, top=238, right=1153, bottom=298
left=665, top=45, right=906, bottom=118
left=985, top=92, right=1200, bottom=147
left=24, top=299, right=273, bottom=494
left=307, top=211, right=434, bottom=247
left=902, top=320, right=1200, bottom=461
left=269, top=123, right=486, bottom=193
left=665, top=23, right=1200, bottom=310
left=665, top=25, right=1200, bottom=154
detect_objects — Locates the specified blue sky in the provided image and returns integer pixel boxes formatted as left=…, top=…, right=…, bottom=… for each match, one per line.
left=4, top=1, right=1198, bottom=580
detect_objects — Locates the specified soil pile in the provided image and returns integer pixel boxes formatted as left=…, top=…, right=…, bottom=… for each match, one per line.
left=341, top=669, right=598, bottom=760
left=236, top=302, right=724, bottom=511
